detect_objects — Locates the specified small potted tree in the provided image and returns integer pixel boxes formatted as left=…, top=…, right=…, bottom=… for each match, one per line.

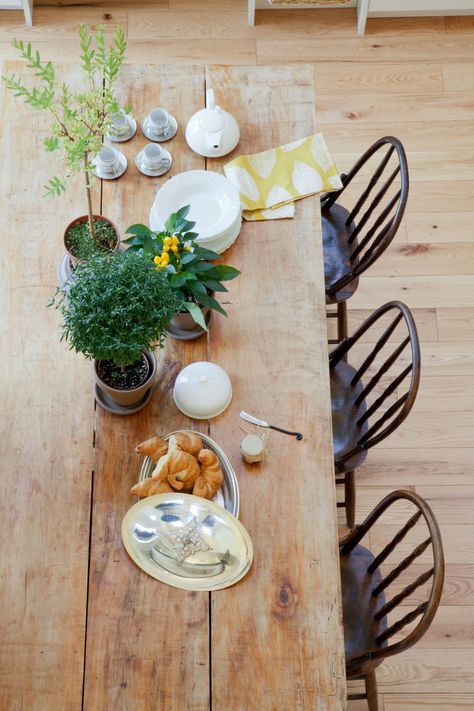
left=124, top=206, right=240, bottom=340
left=51, top=250, right=181, bottom=414
left=3, top=24, right=127, bottom=266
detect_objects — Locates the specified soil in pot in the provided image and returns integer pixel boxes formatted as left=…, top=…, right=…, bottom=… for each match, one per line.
left=97, top=354, right=149, bottom=391
left=65, top=216, right=119, bottom=262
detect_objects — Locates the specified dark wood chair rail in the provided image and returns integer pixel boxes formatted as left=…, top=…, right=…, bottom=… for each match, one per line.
left=323, top=136, right=409, bottom=343
left=339, top=489, right=445, bottom=711
left=330, top=301, right=421, bottom=528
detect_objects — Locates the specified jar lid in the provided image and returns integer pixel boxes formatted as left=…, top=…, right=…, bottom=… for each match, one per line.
left=173, top=361, right=232, bottom=419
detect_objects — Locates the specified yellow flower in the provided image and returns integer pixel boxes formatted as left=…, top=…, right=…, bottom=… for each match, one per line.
left=163, top=236, right=172, bottom=246
left=171, top=235, right=180, bottom=246
left=163, top=244, right=171, bottom=252
left=171, top=244, right=179, bottom=253
left=153, top=255, right=161, bottom=265
left=184, top=245, right=191, bottom=252
left=161, top=251, right=170, bottom=263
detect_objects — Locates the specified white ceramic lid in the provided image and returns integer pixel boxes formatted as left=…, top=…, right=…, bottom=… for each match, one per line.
left=173, top=361, right=232, bottom=419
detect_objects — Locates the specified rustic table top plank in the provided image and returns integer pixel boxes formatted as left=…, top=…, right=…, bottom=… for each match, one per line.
left=206, top=64, right=346, bottom=710
left=0, top=62, right=94, bottom=710
left=83, top=64, right=211, bottom=711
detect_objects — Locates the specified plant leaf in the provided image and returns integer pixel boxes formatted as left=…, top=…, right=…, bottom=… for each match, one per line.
left=211, top=265, right=241, bottom=281
left=183, top=301, right=208, bottom=331
left=125, top=223, right=153, bottom=236
left=176, top=205, right=190, bottom=219
left=201, top=279, right=228, bottom=292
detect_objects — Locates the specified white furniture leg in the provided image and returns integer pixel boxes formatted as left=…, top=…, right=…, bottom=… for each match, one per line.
left=357, top=0, right=369, bottom=34
left=248, top=0, right=256, bottom=26
left=22, top=0, right=33, bottom=26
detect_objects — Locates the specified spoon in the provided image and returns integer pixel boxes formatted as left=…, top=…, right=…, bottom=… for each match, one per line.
left=240, top=411, right=303, bottom=440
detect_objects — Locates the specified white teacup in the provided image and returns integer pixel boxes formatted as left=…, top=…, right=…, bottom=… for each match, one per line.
left=97, top=147, right=120, bottom=175
left=109, top=109, right=130, bottom=137
left=148, top=108, right=171, bottom=137
left=142, top=143, right=167, bottom=171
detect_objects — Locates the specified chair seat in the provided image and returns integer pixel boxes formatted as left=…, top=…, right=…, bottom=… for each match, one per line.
left=322, top=202, right=359, bottom=304
left=331, top=359, right=368, bottom=474
left=341, top=543, right=387, bottom=676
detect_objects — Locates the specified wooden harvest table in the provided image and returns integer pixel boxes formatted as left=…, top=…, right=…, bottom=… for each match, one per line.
left=0, top=62, right=346, bottom=710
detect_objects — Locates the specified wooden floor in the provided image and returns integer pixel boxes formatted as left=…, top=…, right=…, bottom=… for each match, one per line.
left=1, top=3, right=474, bottom=710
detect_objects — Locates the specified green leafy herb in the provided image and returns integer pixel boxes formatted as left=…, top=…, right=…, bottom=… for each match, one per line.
left=50, top=250, right=181, bottom=367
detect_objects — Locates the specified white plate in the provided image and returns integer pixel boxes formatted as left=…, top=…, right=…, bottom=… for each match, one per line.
left=150, top=170, right=241, bottom=240
left=195, top=213, right=242, bottom=255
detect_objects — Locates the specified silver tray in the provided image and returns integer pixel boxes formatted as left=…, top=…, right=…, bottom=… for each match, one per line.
left=122, top=493, right=253, bottom=591
left=138, top=430, right=239, bottom=518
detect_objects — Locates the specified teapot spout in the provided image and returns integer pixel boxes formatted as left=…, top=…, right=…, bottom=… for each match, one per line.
left=206, top=129, right=223, bottom=152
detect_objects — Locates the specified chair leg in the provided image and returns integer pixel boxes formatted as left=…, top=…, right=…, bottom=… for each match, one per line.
left=365, top=671, right=378, bottom=711
left=344, top=471, right=356, bottom=529
left=337, top=301, right=348, bottom=342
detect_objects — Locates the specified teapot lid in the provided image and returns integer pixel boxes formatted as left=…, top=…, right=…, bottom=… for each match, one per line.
left=199, top=108, right=225, bottom=134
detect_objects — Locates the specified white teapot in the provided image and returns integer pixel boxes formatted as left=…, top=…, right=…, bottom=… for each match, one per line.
left=185, top=89, right=240, bottom=158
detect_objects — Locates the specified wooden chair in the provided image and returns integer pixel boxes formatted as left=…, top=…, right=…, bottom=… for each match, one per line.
left=322, top=136, right=409, bottom=343
left=340, top=489, right=445, bottom=710
left=330, top=301, right=420, bottom=528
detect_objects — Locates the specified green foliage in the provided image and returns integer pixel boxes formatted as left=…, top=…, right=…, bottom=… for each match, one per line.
left=51, top=250, right=181, bottom=367
left=124, top=205, right=240, bottom=329
left=3, top=25, right=127, bottom=202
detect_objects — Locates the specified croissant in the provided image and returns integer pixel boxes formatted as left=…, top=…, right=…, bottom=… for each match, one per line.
left=131, top=477, right=174, bottom=497
left=192, top=449, right=224, bottom=499
left=164, top=449, right=200, bottom=491
left=168, top=432, right=203, bottom=456
left=135, top=436, right=169, bottom=462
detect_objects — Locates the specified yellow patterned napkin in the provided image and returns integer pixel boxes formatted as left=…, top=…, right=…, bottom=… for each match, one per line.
left=224, top=133, right=343, bottom=221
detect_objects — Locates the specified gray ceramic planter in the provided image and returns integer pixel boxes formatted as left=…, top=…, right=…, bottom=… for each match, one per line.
left=93, top=350, right=156, bottom=415
left=166, top=295, right=214, bottom=341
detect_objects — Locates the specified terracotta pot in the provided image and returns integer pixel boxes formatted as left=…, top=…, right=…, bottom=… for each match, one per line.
left=63, top=214, right=120, bottom=267
left=94, top=350, right=156, bottom=414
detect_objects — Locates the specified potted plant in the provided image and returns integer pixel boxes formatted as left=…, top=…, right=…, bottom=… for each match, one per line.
left=3, top=24, right=128, bottom=265
left=51, top=250, right=181, bottom=414
left=124, top=206, right=240, bottom=339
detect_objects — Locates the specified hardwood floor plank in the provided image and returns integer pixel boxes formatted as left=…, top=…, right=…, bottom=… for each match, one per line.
left=442, top=63, right=474, bottom=92
left=411, top=375, right=474, bottom=412
left=384, top=694, right=474, bottom=711
left=437, top=307, right=474, bottom=341
left=347, top=242, right=474, bottom=277
left=318, top=95, right=474, bottom=125
left=356, top=485, right=474, bottom=524
left=257, top=37, right=474, bottom=65
left=322, top=121, right=474, bottom=153
left=377, top=649, right=474, bottom=692
left=406, top=212, right=474, bottom=243
left=350, top=275, right=474, bottom=309
left=128, top=10, right=249, bottom=40
left=315, top=62, right=443, bottom=96
left=0, top=7, right=128, bottom=37
left=357, top=448, right=474, bottom=486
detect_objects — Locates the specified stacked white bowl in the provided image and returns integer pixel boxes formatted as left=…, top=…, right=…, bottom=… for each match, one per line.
left=149, top=170, right=242, bottom=254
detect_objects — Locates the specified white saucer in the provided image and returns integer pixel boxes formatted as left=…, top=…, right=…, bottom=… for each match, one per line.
left=107, top=116, right=137, bottom=143
left=135, top=148, right=172, bottom=177
left=142, top=114, right=178, bottom=142
left=92, top=151, right=128, bottom=180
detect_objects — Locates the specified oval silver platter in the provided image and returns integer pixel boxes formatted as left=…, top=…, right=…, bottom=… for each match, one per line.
left=137, top=430, right=239, bottom=518
left=122, top=492, right=253, bottom=591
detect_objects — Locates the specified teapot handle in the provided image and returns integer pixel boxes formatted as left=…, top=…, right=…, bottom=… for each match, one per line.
left=206, top=88, right=216, bottom=111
